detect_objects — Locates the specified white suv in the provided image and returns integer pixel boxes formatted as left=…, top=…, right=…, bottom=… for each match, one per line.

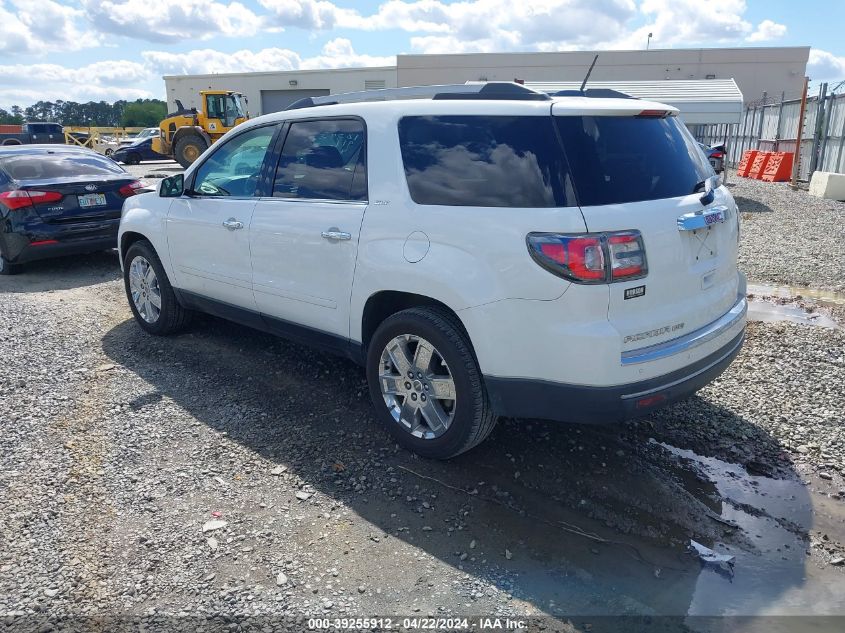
left=118, top=83, right=746, bottom=459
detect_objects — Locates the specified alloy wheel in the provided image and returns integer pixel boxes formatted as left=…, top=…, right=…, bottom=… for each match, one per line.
left=378, top=334, right=457, bottom=440
left=128, top=256, right=162, bottom=323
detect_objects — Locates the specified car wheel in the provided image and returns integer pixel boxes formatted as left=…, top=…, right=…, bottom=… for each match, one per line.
left=105, top=148, right=114, bottom=156
left=123, top=240, right=191, bottom=335
left=126, top=153, right=141, bottom=165
left=366, top=306, right=497, bottom=459
left=174, top=134, right=208, bottom=168
left=0, top=249, right=22, bottom=275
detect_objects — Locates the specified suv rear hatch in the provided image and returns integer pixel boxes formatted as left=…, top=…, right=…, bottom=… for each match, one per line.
left=552, top=101, right=740, bottom=353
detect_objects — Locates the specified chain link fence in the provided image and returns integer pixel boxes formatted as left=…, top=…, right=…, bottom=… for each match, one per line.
left=690, top=83, right=845, bottom=181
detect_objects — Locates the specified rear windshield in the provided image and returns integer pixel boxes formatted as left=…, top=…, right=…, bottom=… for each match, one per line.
left=398, top=114, right=712, bottom=208
left=0, top=153, right=125, bottom=180
left=554, top=115, right=713, bottom=206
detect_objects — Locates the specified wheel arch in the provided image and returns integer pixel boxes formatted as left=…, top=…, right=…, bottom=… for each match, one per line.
left=172, top=126, right=212, bottom=147
left=119, top=231, right=150, bottom=264
left=360, top=290, right=472, bottom=358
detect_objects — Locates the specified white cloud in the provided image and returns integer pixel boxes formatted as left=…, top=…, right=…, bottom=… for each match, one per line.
left=142, top=38, right=393, bottom=75
left=142, top=48, right=301, bottom=76
left=807, top=49, right=845, bottom=82
left=0, top=60, right=153, bottom=107
left=299, top=38, right=395, bottom=69
left=0, top=37, right=396, bottom=108
left=81, top=0, right=262, bottom=43
left=747, top=19, right=787, bottom=43
left=0, top=0, right=99, bottom=55
left=365, top=0, right=638, bottom=52
left=258, top=0, right=361, bottom=29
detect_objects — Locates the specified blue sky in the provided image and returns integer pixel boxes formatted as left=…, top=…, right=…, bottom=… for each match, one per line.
left=1, top=0, right=842, bottom=109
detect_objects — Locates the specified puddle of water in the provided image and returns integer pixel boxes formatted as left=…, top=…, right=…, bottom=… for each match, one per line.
left=747, top=283, right=845, bottom=307
left=659, top=443, right=845, bottom=620
left=747, top=299, right=840, bottom=329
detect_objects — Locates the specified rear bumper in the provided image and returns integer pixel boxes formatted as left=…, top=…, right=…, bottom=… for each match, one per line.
left=2, top=218, right=119, bottom=264
left=485, top=329, right=744, bottom=424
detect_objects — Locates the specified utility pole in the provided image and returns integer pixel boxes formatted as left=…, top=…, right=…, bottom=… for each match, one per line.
left=646, top=33, right=653, bottom=50
left=790, top=76, right=810, bottom=190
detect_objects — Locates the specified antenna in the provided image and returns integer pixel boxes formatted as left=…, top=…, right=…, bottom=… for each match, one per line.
left=580, top=54, right=599, bottom=93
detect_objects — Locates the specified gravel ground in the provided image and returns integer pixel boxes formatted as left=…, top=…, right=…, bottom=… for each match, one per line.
left=2, top=178, right=845, bottom=630
left=730, top=172, right=845, bottom=292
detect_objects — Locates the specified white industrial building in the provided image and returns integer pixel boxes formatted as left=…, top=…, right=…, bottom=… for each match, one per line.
left=164, top=46, right=809, bottom=124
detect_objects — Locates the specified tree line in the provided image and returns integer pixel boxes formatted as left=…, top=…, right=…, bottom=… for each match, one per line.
left=0, top=99, right=168, bottom=127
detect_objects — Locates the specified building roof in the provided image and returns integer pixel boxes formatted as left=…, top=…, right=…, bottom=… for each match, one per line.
left=526, top=79, right=744, bottom=125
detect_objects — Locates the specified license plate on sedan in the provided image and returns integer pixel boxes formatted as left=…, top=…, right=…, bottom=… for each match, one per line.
left=78, top=193, right=106, bottom=208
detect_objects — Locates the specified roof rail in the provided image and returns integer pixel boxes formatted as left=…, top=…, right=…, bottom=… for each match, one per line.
left=284, top=81, right=551, bottom=110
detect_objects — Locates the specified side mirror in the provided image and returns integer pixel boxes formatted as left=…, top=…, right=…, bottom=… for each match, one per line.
left=160, top=173, right=184, bottom=197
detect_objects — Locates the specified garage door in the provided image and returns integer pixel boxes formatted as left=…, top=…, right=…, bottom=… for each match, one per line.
left=260, top=89, right=331, bottom=114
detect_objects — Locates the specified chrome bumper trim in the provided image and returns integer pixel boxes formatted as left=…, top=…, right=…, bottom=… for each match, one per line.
left=621, top=332, right=744, bottom=400
left=621, top=295, right=747, bottom=366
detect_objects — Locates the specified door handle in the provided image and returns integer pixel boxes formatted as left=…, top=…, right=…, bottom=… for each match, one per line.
left=222, top=218, right=244, bottom=231
left=321, top=229, right=351, bottom=241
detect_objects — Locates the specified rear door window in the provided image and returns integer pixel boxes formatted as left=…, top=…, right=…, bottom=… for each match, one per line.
left=554, top=115, right=713, bottom=206
left=398, top=115, right=573, bottom=207
left=0, top=153, right=126, bottom=180
left=272, top=119, right=366, bottom=201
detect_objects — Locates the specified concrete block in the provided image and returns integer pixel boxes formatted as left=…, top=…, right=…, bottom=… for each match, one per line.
left=809, top=171, right=845, bottom=200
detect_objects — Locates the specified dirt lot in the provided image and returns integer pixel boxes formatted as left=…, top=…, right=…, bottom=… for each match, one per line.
left=1, top=173, right=845, bottom=632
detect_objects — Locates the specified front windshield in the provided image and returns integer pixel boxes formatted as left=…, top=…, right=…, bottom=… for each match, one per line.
left=228, top=95, right=246, bottom=119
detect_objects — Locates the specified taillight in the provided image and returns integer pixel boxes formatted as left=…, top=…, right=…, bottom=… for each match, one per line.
left=0, top=189, right=63, bottom=210
left=607, top=231, right=647, bottom=280
left=527, top=230, right=647, bottom=284
left=119, top=180, right=145, bottom=197
left=711, top=151, right=724, bottom=159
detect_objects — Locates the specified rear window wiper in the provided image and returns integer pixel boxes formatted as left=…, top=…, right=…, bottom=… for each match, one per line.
left=694, top=176, right=716, bottom=205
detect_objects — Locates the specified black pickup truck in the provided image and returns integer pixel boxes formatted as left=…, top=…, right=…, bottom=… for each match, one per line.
left=0, top=122, right=78, bottom=146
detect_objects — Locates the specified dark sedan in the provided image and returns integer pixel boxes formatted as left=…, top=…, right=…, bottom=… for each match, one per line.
left=0, top=145, right=147, bottom=275
left=111, top=137, right=168, bottom=165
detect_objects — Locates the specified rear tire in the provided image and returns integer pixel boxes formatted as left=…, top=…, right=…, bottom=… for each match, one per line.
left=126, top=153, right=141, bottom=165
left=174, top=134, right=208, bottom=168
left=366, top=306, right=497, bottom=459
left=123, top=240, right=191, bottom=335
left=0, top=250, right=21, bottom=275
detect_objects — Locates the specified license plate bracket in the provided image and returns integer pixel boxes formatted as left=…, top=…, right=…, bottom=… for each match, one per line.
left=677, top=206, right=727, bottom=231
left=78, top=193, right=107, bottom=208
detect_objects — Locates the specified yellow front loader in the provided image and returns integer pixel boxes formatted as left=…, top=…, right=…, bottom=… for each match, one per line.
left=152, top=90, right=249, bottom=168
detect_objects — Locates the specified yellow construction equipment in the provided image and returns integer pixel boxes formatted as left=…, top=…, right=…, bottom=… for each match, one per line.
left=152, top=90, right=249, bottom=168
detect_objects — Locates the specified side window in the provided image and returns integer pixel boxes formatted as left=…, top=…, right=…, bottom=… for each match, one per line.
left=49, top=124, right=63, bottom=135
left=206, top=94, right=224, bottom=119
left=191, top=125, right=277, bottom=198
left=273, top=119, right=366, bottom=201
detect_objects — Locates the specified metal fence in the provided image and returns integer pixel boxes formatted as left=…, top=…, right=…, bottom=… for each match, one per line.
left=691, top=84, right=845, bottom=181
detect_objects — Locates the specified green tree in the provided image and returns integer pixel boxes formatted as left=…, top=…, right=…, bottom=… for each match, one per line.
left=0, top=108, right=24, bottom=125
left=121, top=99, right=167, bottom=127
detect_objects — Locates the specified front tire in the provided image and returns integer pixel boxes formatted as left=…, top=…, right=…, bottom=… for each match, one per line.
left=123, top=240, right=191, bottom=335
left=174, top=134, right=208, bottom=168
left=126, top=153, right=141, bottom=165
left=366, top=307, right=497, bottom=459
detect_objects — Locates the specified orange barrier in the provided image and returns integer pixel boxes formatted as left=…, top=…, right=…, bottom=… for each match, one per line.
left=736, top=150, right=759, bottom=177
left=748, top=152, right=773, bottom=179
left=760, top=152, right=794, bottom=182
